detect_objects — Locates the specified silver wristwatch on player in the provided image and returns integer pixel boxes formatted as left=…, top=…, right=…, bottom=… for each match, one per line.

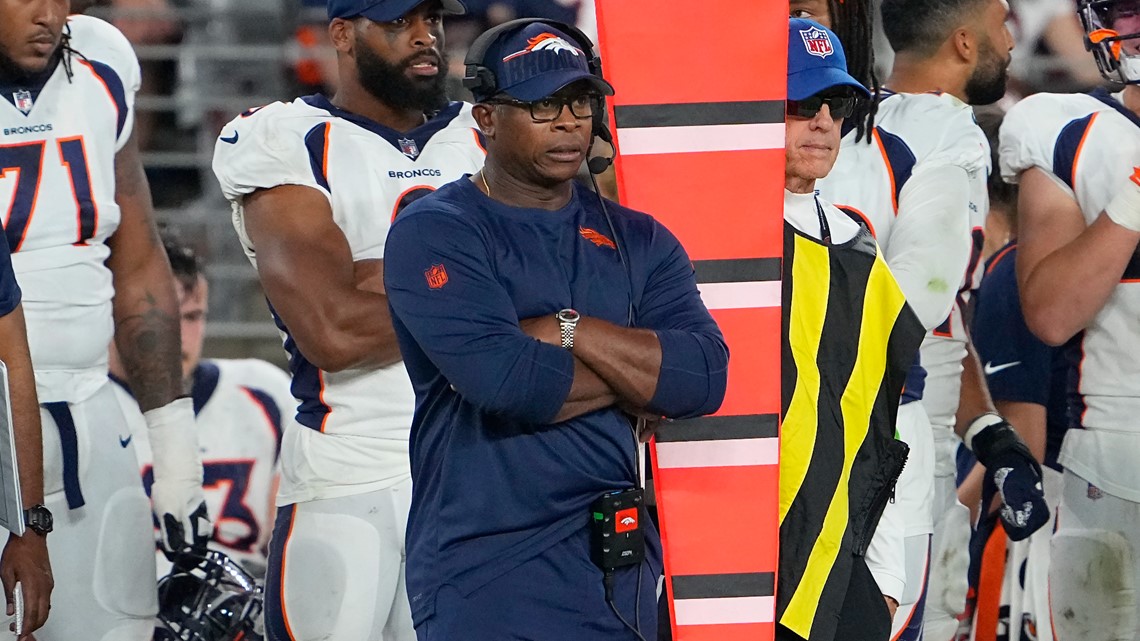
left=557, top=309, right=581, bottom=350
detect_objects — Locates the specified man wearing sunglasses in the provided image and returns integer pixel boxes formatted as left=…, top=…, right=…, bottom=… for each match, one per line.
left=778, top=19, right=925, bottom=641
left=383, top=20, right=728, bottom=641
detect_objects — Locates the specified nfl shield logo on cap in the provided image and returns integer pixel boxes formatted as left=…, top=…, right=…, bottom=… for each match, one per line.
left=800, top=26, right=834, bottom=59
left=398, top=137, right=419, bottom=160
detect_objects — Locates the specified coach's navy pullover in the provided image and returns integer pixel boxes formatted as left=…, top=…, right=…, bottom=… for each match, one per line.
left=385, top=177, right=728, bottom=623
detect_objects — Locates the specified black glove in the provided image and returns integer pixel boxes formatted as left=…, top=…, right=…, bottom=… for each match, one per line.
left=160, top=502, right=210, bottom=560
left=970, top=415, right=1049, bottom=541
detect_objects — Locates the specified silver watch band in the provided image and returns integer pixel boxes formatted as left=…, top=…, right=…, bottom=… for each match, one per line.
left=559, top=319, right=576, bottom=350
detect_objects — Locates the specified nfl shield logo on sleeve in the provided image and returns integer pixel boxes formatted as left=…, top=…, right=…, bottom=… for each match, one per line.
left=399, top=137, right=420, bottom=160
left=13, top=90, right=33, bottom=115
left=424, top=264, right=448, bottom=289
left=800, top=26, right=834, bottom=58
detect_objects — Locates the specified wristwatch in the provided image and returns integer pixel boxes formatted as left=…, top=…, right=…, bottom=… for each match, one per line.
left=557, top=308, right=581, bottom=350
left=24, top=504, right=52, bottom=536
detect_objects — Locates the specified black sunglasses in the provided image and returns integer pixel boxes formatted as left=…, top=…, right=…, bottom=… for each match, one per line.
left=786, top=92, right=859, bottom=120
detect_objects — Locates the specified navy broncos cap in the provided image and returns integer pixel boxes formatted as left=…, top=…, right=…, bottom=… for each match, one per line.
left=474, top=22, right=614, bottom=102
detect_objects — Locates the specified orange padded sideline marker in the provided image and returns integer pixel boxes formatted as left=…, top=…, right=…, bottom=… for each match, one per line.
left=594, top=2, right=787, bottom=640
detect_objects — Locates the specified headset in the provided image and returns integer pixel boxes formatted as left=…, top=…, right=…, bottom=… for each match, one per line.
left=462, top=17, right=616, bottom=174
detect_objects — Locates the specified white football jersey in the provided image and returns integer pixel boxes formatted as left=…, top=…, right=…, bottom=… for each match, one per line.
left=0, top=16, right=140, bottom=403
left=116, top=359, right=290, bottom=574
left=1001, top=89, right=1140, bottom=498
left=818, top=90, right=990, bottom=429
left=212, top=96, right=486, bottom=504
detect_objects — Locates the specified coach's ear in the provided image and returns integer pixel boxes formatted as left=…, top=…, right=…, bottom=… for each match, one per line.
left=328, top=17, right=355, bottom=55
left=472, top=103, right=496, bottom=140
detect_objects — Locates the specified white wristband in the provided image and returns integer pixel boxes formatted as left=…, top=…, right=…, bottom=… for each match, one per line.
left=1104, top=175, right=1140, bottom=233
left=963, top=412, right=1004, bottom=452
left=145, top=397, right=203, bottom=484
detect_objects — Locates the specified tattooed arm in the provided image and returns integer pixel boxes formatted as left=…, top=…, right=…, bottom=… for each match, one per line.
left=107, top=131, right=182, bottom=410
left=108, top=131, right=207, bottom=553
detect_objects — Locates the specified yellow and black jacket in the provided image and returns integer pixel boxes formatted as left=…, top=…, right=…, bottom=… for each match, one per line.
left=777, top=221, right=924, bottom=641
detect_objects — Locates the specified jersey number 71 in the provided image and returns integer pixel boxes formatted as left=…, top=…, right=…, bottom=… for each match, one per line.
left=0, top=138, right=98, bottom=252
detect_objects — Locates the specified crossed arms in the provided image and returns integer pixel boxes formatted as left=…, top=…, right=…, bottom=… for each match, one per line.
left=384, top=210, right=728, bottom=425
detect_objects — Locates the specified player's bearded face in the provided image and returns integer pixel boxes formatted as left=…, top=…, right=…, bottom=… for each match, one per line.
left=355, top=38, right=449, bottom=112
left=0, top=0, right=66, bottom=80
left=964, top=36, right=1009, bottom=106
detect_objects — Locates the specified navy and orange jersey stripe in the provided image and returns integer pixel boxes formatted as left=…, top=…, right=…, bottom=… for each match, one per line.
left=1090, top=86, right=1140, bottom=129
left=190, top=360, right=221, bottom=414
left=267, top=301, right=331, bottom=433
left=240, top=386, right=285, bottom=459
left=75, top=58, right=129, bottom=139
left=472, top=128, right=487, bottom=154
left=985, top=243, right=1017, bottom=276
left=265, top=504, right=299, bottom=641
left=300, top=94, right=466, bottom=159
left=303, top=121, right=332, bottom=192
left=390, top=185, right=437, bottom=223
left=1052, top=112, right=1098, bottom=192
left=871, top=126, right=917, bottom=215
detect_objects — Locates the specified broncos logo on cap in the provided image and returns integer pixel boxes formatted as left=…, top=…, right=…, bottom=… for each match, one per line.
left=502, top=33, right=582, bottom=62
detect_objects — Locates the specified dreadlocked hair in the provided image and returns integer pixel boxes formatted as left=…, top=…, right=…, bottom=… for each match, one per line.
left=829, top=0, right=878, bottom=143
left=60, top=23, right=76, bottom=81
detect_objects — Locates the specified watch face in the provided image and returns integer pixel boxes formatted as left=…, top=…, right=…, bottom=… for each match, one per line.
left=28, top=506, right=51, bottom=533
left=558, top=309, right=580, bottom=323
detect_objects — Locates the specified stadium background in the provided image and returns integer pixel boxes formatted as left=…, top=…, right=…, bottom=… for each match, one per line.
left=75, top=0, right=1108, bottom=368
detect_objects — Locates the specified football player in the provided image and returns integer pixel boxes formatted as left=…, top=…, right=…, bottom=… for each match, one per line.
left=110, top=231, right=290, bottom=580
left=961, top=110, right=1064, bottom=641
left=1001, top=1, right=1140, bottom=638
left=0, top=1, right=208, bottom=639
left=211, top=0, right=485, bottom=638
left=811, top=1, right=1048, bottom=639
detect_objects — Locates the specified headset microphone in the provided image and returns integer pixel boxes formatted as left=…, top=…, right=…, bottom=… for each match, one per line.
left=587, top=124, right=615, bottom=175
left=588, top=149, right=613, bottom=175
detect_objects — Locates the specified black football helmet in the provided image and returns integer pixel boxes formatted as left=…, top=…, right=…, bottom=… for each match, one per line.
left=1080, top=0, right=1140, bottom=83
left=155, top=548, right=264, bottom=641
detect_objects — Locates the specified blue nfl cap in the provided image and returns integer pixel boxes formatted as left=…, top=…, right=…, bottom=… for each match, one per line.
left=476, top=22, right=614, bottom=102
left=787, top=18, right=869, bottom=101
left=328, top=0, right=465, bottom=22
